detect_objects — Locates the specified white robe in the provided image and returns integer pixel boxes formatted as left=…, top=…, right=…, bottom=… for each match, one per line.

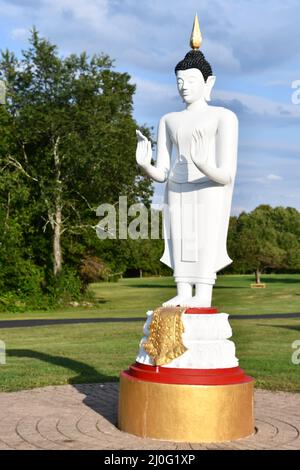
left=159, top=110, right=235, bottom=279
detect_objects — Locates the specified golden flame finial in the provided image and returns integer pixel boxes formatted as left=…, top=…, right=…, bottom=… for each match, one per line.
left=190, top=13, right=202, bottom=50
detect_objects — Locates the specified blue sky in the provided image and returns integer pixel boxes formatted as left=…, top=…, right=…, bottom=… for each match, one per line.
left=0, top=0, right=300, bottom=214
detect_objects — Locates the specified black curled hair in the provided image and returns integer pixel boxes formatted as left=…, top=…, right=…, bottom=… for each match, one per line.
left=175, top=50, right=213, bottom=82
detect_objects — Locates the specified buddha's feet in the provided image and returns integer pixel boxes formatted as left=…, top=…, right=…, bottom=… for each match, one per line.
left=162, top=295, right=190, bottom=307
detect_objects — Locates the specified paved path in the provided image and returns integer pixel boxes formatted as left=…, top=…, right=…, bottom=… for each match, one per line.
left=0, top=384, right=299, bottom=450
left=0, top=317, right=145, bottom=329
left=1, top=312, right=300, bottom=329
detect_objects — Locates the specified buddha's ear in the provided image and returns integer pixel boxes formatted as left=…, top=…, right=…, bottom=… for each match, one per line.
left=204, top=75, right=216, bottom=102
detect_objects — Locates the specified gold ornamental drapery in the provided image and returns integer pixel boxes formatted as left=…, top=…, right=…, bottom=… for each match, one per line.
left=143, top=306, right=187, bottom=366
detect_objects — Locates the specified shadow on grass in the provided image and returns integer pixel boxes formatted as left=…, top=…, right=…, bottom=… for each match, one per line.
left=126, top=283, right=174, bottom=289
left=129, top=283, right=249, bottom=290
left=214, top=285, right=249, bottom=289
left=258, top=277, right=300, bottom=285
left=7, top=349, right=119, bottom=424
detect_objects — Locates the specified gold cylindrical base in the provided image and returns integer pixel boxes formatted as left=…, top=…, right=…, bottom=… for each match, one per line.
left=118, top=374, right=254, bottom=443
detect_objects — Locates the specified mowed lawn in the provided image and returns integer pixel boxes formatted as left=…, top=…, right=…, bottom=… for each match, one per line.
left=0, top=274, right=300, bottom=320
left=0, top=275, right=299, bottom=392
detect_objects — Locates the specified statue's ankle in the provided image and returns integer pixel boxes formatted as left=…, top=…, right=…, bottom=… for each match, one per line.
left=176, top=281, right=192, bottom=299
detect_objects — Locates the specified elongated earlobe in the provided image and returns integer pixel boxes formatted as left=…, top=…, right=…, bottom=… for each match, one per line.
left=204, top=75, right=216, bottom=101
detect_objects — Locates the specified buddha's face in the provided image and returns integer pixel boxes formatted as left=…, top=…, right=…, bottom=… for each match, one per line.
left=176, top=68, right=215, bottom=104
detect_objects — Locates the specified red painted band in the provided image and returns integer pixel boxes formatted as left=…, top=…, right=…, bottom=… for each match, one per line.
left=184, top=307, right=218, bottom=314
left=122, top=362, right=252, bottom=385
left=133, top=362, right=240, bottom=376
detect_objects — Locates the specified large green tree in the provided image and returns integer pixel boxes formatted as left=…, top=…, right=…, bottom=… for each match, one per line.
left=227, top=205, right=300, bottom=282
left=0, top=102, right=40, bottom=299
left=0, top=29, right=152, bottom=282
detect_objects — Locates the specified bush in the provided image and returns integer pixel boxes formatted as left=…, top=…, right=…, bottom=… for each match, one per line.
left=0, top=258, right=44, bottom=296
left=45, top=268, right=83, bottom=303
left=0, top=259, right=47, bottom=312
left=0, top=266, right=93, bottom=312
left=79, top=255, right=110, bottom=287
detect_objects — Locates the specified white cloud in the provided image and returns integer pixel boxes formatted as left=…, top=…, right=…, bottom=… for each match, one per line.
left=204, top=39, right=240, bottom=72
left=213, top=89, right=300, bottom=120
left=132, top=75, right=300, bottom=128
left=133, top=77, right=176, bottom=101
left=43, top=0, right=109, bottom=28
left=2, top=0, right=300, bottom=76
left=132, top=76, right=182, bottom=125
left=244, top=174, right=283, bottom=185
left=267, top=174, right=282, bottom=181
left=240, top=141, right=300, bottom=156
left=265, top=80, right=291, bottom=87
left=10, top=28, right=28, bottom=40
left=250, top=174, right=282, bottom=184
left=1, top=0, right=300, bottom=214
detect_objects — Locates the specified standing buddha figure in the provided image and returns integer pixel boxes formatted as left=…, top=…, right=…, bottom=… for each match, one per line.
left=136, top=15, right=238, bottom=307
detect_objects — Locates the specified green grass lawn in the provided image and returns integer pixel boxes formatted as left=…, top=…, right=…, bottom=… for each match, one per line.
left=0, top=274, right=299, bottom=393
left=0, top=274, right=299, bottom=320
left=0, top=317, right=299, bottom=393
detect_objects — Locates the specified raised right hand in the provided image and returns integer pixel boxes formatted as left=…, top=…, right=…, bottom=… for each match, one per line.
left=136, top=130, right=152, bottom=168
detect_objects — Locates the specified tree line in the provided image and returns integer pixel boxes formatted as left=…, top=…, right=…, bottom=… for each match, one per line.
left=0, top=29, right=153, bottom=310
left=227, top=204, right=300, bottom=283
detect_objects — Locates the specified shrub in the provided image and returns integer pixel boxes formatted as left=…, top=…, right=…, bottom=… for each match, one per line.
left=79, top=255, right=110, bottom=287
left=45, top=268, right=83, bottom=303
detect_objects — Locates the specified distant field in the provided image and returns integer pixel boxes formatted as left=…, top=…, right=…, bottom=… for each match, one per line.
left=0, top=274, right=299, bottom=320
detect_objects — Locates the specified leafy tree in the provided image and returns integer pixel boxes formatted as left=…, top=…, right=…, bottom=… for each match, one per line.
left=0, top=29, right=152, bottom=284
left=229, top=205, right=292, bottom=282
left=270, top=207, right=300, bottom=271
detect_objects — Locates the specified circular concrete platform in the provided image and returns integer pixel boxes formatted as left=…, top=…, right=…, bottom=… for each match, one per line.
left=0, top=383, right=299, bottom=450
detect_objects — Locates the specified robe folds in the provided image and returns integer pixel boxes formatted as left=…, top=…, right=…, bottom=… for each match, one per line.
left=159, top=110, right=235, bottom=279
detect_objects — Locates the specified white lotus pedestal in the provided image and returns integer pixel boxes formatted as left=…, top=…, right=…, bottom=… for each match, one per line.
left=118, top=307, right=254, bottom=443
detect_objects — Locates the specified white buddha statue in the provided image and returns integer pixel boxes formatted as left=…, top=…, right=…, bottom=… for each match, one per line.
left=136, top=18, right=238, bottom=308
